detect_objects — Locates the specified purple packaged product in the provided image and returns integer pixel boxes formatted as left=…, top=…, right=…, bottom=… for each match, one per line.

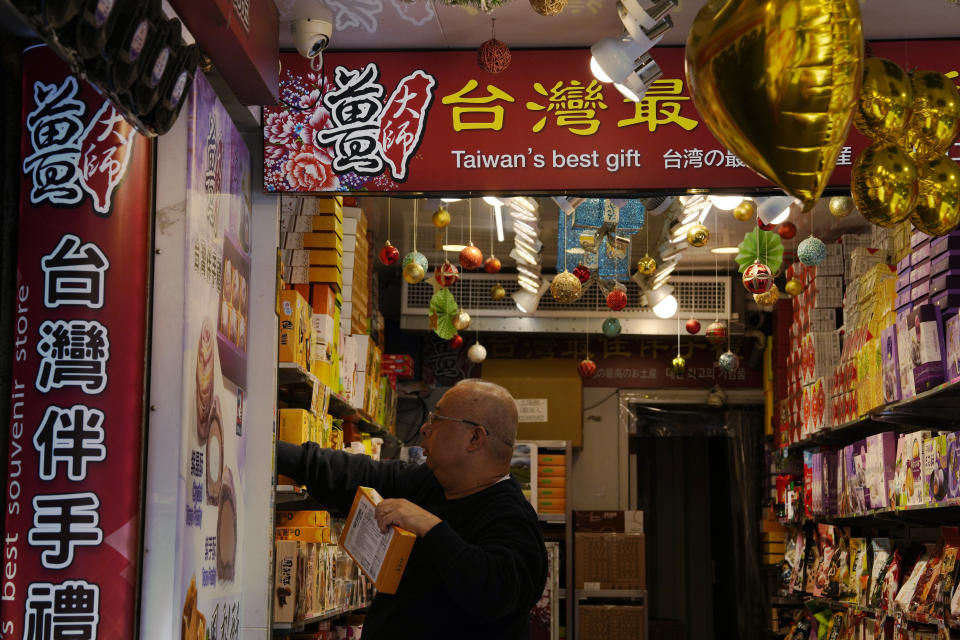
left=881, top=325, right=901, bottom=403
left=897, top=271, right=911, bottom=292
left=896, top=290, right=914, bottom=311
left=813, top=452, right=823, bottom=514
left=930, top=233, right=960, bottom=259
left=911, top=280, right=930, bottom=302
left=911, top=230, right=931, bottom=248
left=930, top=290, right=960, bottom=314
left=866, top=432, right=897, bottom=510
left=945, top=312, right=960, bottom=384
left=906, top=304, right=946, bottom=392
left=896, top=311, right=917, bottom=399
left=930, top=274, right=960, bottom=296
left=910, top=260, right=931, bottom=284
left=823, top=450, right=838, bottom=516
left=913, top=242, right=932, bottom=266
left=931, top=251, right=960, bottom=277
left=947, top=432, right=959, bottom=499
left=898, top=256, right=912, bottom=275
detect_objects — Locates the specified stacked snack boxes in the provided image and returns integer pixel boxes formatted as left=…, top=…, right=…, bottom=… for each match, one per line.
left=309, top=284, right=341, bottom=391
left=537, top=450, right=567, bottom=514
left=277, top=409, right=334, bottom=484
left=281, top=195, right=345, bottom=291
left=341, top=206, right=371, bottom=336
left=279, top=289, right=312, bottom=371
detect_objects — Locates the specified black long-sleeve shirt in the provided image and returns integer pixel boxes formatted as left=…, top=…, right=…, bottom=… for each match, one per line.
left=277, top=441, right=548, bottom=640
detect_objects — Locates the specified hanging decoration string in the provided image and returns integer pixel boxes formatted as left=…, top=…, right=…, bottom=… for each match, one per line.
left=468, top=199, right=473, bottom=244
left=714, top=206, right=720, bottom=322
left=727, top=252, right=733, bottom=353
left=562, top=203, right=568, bottom=272
left=676, top=313, right=681, bottom=356
left=387, top=198, right=391, bottom=241
left=489, top=202, right=495, bottom=255
left=413, top=200, right=418, bottom=251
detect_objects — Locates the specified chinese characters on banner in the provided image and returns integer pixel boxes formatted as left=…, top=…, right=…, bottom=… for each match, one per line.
left=263, top=43, right=959, bottom=194
left=2, top=46, right=152, bottom=639
left=172, top=73, right=252, bottom=640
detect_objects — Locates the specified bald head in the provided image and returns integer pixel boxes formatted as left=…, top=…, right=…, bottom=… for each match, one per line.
left=447, top=379, right=518, bottom=459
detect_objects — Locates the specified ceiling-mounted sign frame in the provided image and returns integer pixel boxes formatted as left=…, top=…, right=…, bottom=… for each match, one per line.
left=263, top=42, right=959, bottom=196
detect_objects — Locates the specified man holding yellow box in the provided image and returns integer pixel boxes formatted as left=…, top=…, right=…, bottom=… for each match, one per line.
left=277, top=379, right=547, bottom=640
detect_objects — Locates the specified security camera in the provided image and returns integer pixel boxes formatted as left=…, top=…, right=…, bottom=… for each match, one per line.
left=291, top=10, right=333, bottom=59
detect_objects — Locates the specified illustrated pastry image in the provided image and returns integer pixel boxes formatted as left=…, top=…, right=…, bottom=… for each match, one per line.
left=217, top=467, right=237, bottom=582
left=195, top=319, right=215, bottom=443
left=206, top=401, right=224, bottom=506
left=222, top=259, right=233, bottom=306
left=181, top=575, right=206, bottom=640
left=219, top=300, right=230, bottom=335
left=231, top=268, right=240, bottom=310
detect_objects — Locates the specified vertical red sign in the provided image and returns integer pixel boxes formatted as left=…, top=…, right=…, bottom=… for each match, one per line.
left=2, top=46, right=152, bottom=639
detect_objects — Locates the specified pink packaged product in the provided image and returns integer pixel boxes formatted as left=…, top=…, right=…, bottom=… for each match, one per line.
left=880, top=325, right=901, bottom=403
left=931, top=250, right=960, bottom=276
left=946, top=311, right=960, bottom=383
left=930, top=231, right=960, bottom=258
left=906, top=304, right=946, bottom=392
left=866, top=432, right=897, bottom=510
left=895, top=311, right=917, bottom=399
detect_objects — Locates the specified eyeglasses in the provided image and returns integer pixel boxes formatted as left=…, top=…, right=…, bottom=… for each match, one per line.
left=425, top=411, right=487, bottom=433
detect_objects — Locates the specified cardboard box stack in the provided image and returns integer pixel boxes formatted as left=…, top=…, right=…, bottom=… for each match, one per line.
left=281, top=195, right=346, bottom=291
left=273, top=512, right=373, bottom=625
left=536, top=450, right=566, bottom=514
left=341, top=206, right=371, bottom=337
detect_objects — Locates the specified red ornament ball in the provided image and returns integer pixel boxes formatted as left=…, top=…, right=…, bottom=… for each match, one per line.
left=477, top=38, right=511, bottom=74
left=449, top=335, right=464, bottom=350
left=757, top=218, right=776, bottom=231
left=742, top=261, right=774, bottom=295
left=706, top=321, right=727, bottom=346
left=434, top=261, right=460, bottom=287
left=577, top=358, right=597, bottom=379
left=483, top=255, right=502, bottom=274
left=572, top=264, right=591, bottom=283
left=685, top=317, right=701, bottom=334
left=378, top=241, right=400, bottom=266
left=458, top=243, right=484, bottom=270
left=778, top=221, right=798, bottom=240
left=606, top=288, right=628, bottom=311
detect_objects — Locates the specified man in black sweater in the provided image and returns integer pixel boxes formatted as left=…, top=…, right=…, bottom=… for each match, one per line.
left=276, top=378, right=548, bottom=639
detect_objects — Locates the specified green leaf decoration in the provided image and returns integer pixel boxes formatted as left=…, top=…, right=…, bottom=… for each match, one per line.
left=430, top=289, right=459, bottom=340
left=736, top=229, right=784, bottom=274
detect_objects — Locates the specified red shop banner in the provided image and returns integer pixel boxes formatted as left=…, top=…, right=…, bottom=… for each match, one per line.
left=2, top=46, right=152, bottom=639
left=264, top=41, right=959, bottom=195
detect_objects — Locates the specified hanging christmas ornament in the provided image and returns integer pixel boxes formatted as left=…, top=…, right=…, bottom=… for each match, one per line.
left=483, top=255, right=502, bottom=274
left=490, top=283, right=506, bottom=301
left=550, top=270, right=582, bottom=303
left=449, top=335, right=464, bottom=350
left=577, top=358, right=597, bottom=379
left=467, top=342, right=487, bottom=364
left=797, top=236, right=827, bottom=266
left=602, top=317, right=622, bottom=338
left=572, top=264, right=591, bottom=283
left=432, top=206, right=451, bottom=228
left=706, top=321, right=727, bottom=346
left=785, top=279, right=803, bottom=297
left=777, top=222, right=797, bottom=240
left=685, top=317, right=701, bottom=334
left=477, top=19, right=511, bottom=74
left=686, top=223, right=710, bottom=247
left=403, top=262, right=426, bottom=284
left=402, top=250, right=429, bottom=272
left=733, top=199, right=756, bottom=221
left=829, top=195, right=855, bottom=218
left=452, top=310, right=472, bottom=331
left=735, top=229, right=784, bottom=274
left=458, top=242, right=484, bottom=270
left=529, top=0, right=567, bottom=16
left=754, top=283, right=780, bottom=305
left=757, top=218, right=776, bottom=232
left=671, top=355, right=687, bottom=376
left=742, top=261, right=774, bottom=295
left=606, top=288, right=628, bottom=311
left=434, top=261, right=460, bottom=287
left=378, top=241, right=400, bottom=266
left=636, top=254, right=657, bottom=276
left=718, top=351, right=740, bottom=372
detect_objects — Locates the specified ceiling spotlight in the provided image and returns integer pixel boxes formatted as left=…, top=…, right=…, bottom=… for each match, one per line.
left=484, top=196, right=506, bottom=242
left=757, top=196, right=799, bottom=226
left=644, top=284, right=678, bottom=318
left=708, top=195, right=744, bottom=210
left=442, top=244, right=467, bottom=252
left=710, top=247, right=740, bottom=254
left=590, top=40, right=665, bottom=101
left=512, top=280, right=550, bottom=314
left=441, top=198, right=462, bottom=203
left=482, top=196, right=503, bottom=207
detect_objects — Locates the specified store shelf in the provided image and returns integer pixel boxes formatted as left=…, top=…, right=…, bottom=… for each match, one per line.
left=275, top=485, right=308, bottom=504
left=538, top=514, right=566, bottom=523
left=272, top=602, right=371, bottom=632
left=778, top=500, right=960, bottom=527
left=575, top=589, right=647, bottom=600
left=777, top=596, right=960, bottom=630
left=277, top=363, right=400, bottom=447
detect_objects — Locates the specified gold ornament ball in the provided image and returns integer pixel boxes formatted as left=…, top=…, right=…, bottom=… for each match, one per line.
left=432, top=207, right=451, bottom=228
left=785, top=279, right=803, bottom=297
left=829, top=196, right=855, bottom=218
left=529, top=0, right=567, bottom=16
left=733, top=200, right=756, bottom=221
left=402, top=262, right=426, bottom=284
left=550, top=270, right=582, bottom=303
left=490, top=283, right=506, bottom=301
left=453, top=310, right=472, bottom=331
left=636, top=254, right=657, bottom=276
left=753, top=284, right=780, bottom=305
left=671, top=355, right=687, bottom=376
left=686, top=223, right=710, bottom=247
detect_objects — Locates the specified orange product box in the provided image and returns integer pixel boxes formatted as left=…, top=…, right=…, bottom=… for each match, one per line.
left=538, top=476, right=566, bottom=488
left=279, top=409, right=311, bottom=445
left=312, top=214, right=343, bottom=237
left=538, top=454, right=566, bottom=466
left=306, top=196, right=343, bottom=219
left=538, top=487, right=566, bottom=500
left=302, top=232, right=343, bottom=252
left=308, top=267, right=342, bottom=291
left=276, top=510, right=331, bottom=527
left=340, top=486, right=416, bottom=594
left=309, top=249, right=343, bottom=270
left=278, top=290, right=311, bottom=368
left=311, top=284, right=338, bottom=315
left=538, top=465, right=566, bottom=477
left=538, top=498, right=565, bottom=513
left=275, top=526, right=332, bottom=543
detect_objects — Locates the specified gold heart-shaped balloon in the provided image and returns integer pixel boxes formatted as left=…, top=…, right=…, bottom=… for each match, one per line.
left=686, top=0, right=864, bottom=208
